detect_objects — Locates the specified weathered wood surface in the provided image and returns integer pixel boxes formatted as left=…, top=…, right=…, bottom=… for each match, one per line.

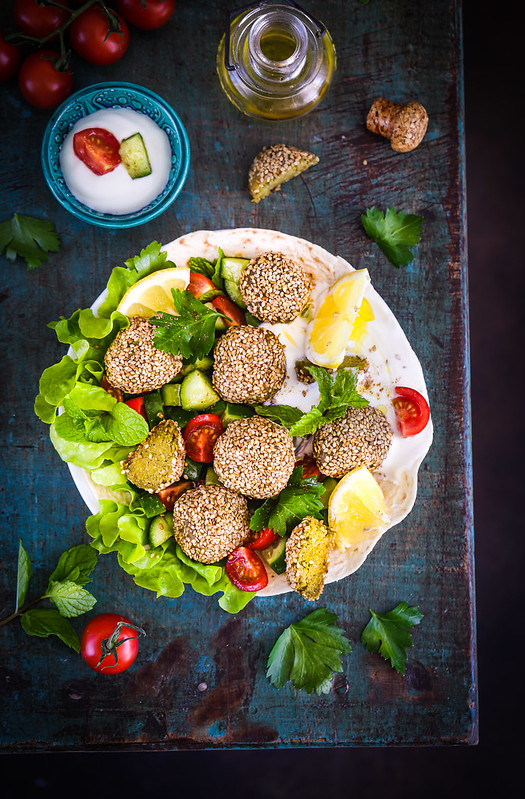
left=0, top=0, right=476, bottom=749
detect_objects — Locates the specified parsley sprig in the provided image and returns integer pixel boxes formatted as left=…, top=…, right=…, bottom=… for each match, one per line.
left=361, top=602, right=424, bottom=674
left=250, top=465, right=325, bottom=536
left=361, top=206, right=423, bottom=268
left=0, top=213, right=60, bottom=269
left=255, top=364, right=368, bottom=436
left=150, top=288, right=225, bottom=363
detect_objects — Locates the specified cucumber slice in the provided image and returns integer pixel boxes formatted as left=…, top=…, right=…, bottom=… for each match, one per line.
left=143, top=390, right=164, bottom=427
left=221, top=402, right=254, bottom=427
left=161, top=383, right=181, bottom=407
left=183, top=455, right=203, bottom=481
left=261, top=535, right=288, bottom=575
left=221, top=257, right=250, bottom=309
left=119, top=132, right=152, bottom=179
left=149, top=513, right=174, bottom=548
left=180, top=370, right=220, bottom=411
left=204, top=301, right=227, bottom=331
left=320, top=477, right=338, bottom=508
left=180, top=356, right=214, bottom=377
left=205, top=466, right=221, bottom=485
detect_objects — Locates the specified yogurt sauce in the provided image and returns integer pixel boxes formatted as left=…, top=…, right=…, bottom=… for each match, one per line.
left=60, top=108, right=172, bottom=214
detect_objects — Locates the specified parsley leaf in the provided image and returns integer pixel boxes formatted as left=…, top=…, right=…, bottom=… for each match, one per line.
left=361, top=602, right=424, bottom=674
left=361, top=206, right=423, bottom=268
left=150, top=288, right=224, bottom=362
left=267, top=608, right=352, bottom=694
left=0, top=213, right=60, bottom=269
left=250, top=465, right=325, bottom=536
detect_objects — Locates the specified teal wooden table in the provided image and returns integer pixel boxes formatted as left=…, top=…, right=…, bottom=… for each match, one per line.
left=0, top=0, right=476, bottom=749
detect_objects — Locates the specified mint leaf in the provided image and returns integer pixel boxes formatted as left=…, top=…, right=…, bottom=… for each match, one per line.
left=46, top=581, right=97, bottom=618
left=47, top=544, right=98, bottom=588
left=250, top=465, right=325, bottom=536
left=361, top=601, right=424, bottom=674
left=16, top=541, right=32, bottom=611
left=0, top=213, right=60, bottom=269
left=151, top=288, right=224, bottom=362
left=361, top=206, right=423, bottom=268
left=288, top=406, right=324, bottom=436
left=20, top=608, right=80, bottom=652
left=267, top=608, right=352, bottom=694
left=102, top=401, right=149, bottom=446
left=254, top=404, right=304, bottom=428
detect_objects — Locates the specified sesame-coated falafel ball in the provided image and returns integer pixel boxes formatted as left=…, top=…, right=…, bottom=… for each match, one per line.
left=212, top=325, right=286, bottom=405
left=239, top=252, right=311, bottom=323
left=213, top=416, right=295, bottom=499
left=313, top=406, right=393, bottom=478
left=104, top=316, right=182, bottom=395
left=172, top=484, right=250, bottom=563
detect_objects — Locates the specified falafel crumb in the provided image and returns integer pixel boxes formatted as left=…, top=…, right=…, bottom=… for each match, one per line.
left=286, top=516, right=334, bottom=600
left=248, top=144, right=319, bottom=203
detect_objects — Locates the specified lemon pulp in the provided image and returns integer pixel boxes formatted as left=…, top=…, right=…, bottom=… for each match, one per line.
left=117, top=267, right=190, bottom=318
left=328, top=465, right=388, bottom=550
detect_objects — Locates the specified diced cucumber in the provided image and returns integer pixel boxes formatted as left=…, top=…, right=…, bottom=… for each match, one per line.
left=143, top=390, right=164, bottom=427
left=149, top=513, right=174, bottom=548
left=180, top=356, right=214, bottom=376
left=221, top=257, right=250, bottom=309
left=205, top=466, right=221, bottom=485
left=119, top=132, right=152, bottom=179
left=161, top=383, right=181, bottom=407
left=204, top=301, right=227, bottom=331
left=261, top=535, right=288, bottom=575
left=180, top=370, right=220, bottom=411
left=320, top=477, right=338, bottom=508
left=164, top=406, right=195, bottom=428
left=221, top=402, right=254, bottom=427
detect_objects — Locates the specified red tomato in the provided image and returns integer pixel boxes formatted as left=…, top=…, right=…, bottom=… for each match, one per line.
left=247, top=527, right=279, bottom=550
left=80, top=613, right=145, bottom=674
left=295, top=456, right=322, bottom=481
left=13, top=0, right=70, bottom=38
left=18, top=50, right=73, bottom=109
left=211, top=295, right=246, bottom=326
left=392, top=386, right=430, bottom=437
left=124, top=396, right=148, bottom=421
left=226, top=547, right=268, bottom=592
left=116, top=0, right=176, bottom=30
left=0, top=32, right=21, bottom=82
left=69, top=4, right=130, bottom=66
left=183, top=413, right=223, bottom=462
left=156, top=479, right=192, bottom=510
left=187, top=272, right=219, bottom=300
left=73, top=127, right=122, bottom=175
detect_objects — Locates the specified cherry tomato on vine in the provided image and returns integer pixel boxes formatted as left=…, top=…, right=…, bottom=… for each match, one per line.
left=226, top=547, right=268, bottom=592
left=116, top=0, right=176, bottom=30
left=13, top=0, right=70, bottom=39
left=392, top=386, right=430, bottom=437
left=80, top=613, right=145, bottom=674
left=18, top=50, right=73, bottom=109
left=247, top=527, right=280, bottom=551
left=69, top=4, right=130, bottom=66
left=183, top=413, right=223, bottom=463
left=0, top=32, right=21, bottom=82
left=210, top=295, right=246, bottom=326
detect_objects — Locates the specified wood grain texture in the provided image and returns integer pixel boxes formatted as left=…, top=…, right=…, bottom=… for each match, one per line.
left=0, top=0, right=476, bottom=749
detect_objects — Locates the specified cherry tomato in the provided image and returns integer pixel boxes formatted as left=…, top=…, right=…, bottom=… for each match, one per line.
left=13, top=0, right=70, bottom=39
left=0, top=32, right=21, bottom=83
left=392, top=386, right=430, bottom=437
left=124, top=395, right=148, bottom=421
left=80, top=613, right=145, bottom=674
left=116, top=0, right=176, bottom=30
left=183, top=413, right=223, bottom=463
left=226, top=547, right=268, bottom=592
left=187, top=272, right=219, bottom=300
left=73, top=127, right=122, bottom=175
left=211, top=295, right=246, bottom=326
left=18, top=50, right=73, bottom=109
left=295, top=456, right=322, bottom=481
left=69, top=4, right=130, bottom=66
left=156, top=479, right=192, bottom=510
left=247, top=527, right=280, bottom=550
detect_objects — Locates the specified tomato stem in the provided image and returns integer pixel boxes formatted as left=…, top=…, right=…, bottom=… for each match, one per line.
left=5, top=0, right=100, bottom=48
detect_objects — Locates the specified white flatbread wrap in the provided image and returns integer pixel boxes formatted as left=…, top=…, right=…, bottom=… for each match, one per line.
left=69, top=228, right=433, bottom=598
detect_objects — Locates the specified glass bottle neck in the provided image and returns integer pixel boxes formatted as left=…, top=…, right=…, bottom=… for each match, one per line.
left=247, top=10, right=309, bottom=82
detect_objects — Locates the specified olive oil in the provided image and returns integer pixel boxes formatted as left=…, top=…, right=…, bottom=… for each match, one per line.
left=259, top=30, right=296, bottom=61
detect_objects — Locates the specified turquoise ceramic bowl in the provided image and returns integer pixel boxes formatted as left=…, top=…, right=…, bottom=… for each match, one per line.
left=42, top=82, right=190, bottom=229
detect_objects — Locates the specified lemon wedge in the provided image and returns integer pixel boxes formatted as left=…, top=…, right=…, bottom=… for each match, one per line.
left=328, top=465, right=388, bottom=550
left=117, top=267, right=190, bottom=318
left=305, top=269, right=372, bottom=368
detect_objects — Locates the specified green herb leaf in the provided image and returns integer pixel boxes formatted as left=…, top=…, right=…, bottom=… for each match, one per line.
left=361, top=206, right=423, bottom=268
left=0, top=213, right=60, bottom=269
left=20, top=608, right=80, bottom=652
left=254, top=404, right=304, bottom=428
left=151, top=288, right=224, bottom=362
left=47, top=544, right=98, bottom=588
left=361, top=602, right=424, bottom=674
left=250, top=466, right=325, bottom=536
left=267, top=608, right=352, bottom=694
left=188, top=249, right=224, bottom=290
left=16, top=540, right=32, bottom=611
left=46, top=581, right=97, bottom=618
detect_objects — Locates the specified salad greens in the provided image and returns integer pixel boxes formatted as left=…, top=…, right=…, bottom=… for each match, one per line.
left=0, top=213, right=60, bottom=269
left=151, top=288, right=224, bottom=362
left=361, top=602, right=424, bottom=674
left=361, top=206, right=423, bottom=268
left=250, top=465, right=325, bottom=537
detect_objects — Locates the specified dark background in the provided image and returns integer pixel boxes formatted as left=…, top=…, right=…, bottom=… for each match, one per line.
left=4, top=1, right=523, bottom=795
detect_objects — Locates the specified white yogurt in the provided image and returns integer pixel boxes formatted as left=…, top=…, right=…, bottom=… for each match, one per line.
left=60, top=108, right=172, bottom=214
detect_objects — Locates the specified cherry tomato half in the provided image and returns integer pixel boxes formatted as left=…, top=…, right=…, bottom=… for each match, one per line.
left=13, top=0, right=70, bottom=39
left=156, top=479, right=192, bottom=511
left=247, top=527, right=280, bottom=550
left=226, top=547, right=268, bottom=591
left=18, top=50, right=73, bottom=109
left=183, top=413, right=223, bottom=463
left=295, top=456, right=322, bottom=481
left=116, top=0, right=176, bottom=30
left=73, top=127, right=122, bottom=175
left=211, top=295, right=246, bottom=326
left=80, top=613, right=145, bottom=674
left=392, top=386, right=430, bottom=437
left=0, top=32, right=21, bottom=83
left=69, top=4, right=130, bottom=66
left=187, top=272, right=220, bottom=300
left=124, top=396, right=148, bottom=421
